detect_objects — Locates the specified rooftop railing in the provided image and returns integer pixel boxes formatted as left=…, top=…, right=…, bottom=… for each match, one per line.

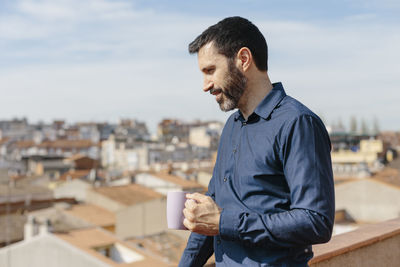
left=309, top=217, right=400, bottom=267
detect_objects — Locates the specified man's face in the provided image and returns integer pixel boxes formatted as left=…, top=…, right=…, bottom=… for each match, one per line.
left=197, top=43, right=247, bottom=111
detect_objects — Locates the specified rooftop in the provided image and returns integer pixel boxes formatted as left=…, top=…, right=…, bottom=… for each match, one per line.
left=127, top=231, right=216, bottom=266
left=0, top=183, right=52, bottom=203
left=92, top=184, right=164, bottom=206
left=127, top=231, right=187, bottom=264
left=55, top=227, right=168, bottom=266
left=371, top=168, right=400, bottom=188
left=148, top=172, right=206, bottom=190
left=28, top=205, right=92, bottom=232
left=12, top=140, right=36, bottom=149
left=0, top=214, right=26, bottom=245
left=371, top=158, right=400, bottom=188
left=333, top=158, right=400, bottom=189
left=38, top=139, right=99, bottom=149
left=0, top=138, right=10, bottom=146
left=59, top=169, right=90, bottom=181
left=64, top=204, right=115, bottom=228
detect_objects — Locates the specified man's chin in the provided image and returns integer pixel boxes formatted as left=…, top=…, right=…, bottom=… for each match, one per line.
left=218, top=102, right=236, bottom=112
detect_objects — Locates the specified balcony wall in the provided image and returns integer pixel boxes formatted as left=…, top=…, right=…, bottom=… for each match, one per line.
left=309, top=217, right=400, bottom=267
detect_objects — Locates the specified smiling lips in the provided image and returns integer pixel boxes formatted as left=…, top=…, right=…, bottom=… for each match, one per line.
left=210, top=88, right=222, bottom=95
left=210, top=88, right=223, bottom=102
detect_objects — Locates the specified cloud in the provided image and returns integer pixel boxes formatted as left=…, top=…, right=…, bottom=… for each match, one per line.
left=256, top=18, right=400, bottom=129
left=16, top=0, right=143, bottom=21
left=0, top=0, right=210, bottom=64
left=1, top=0, right=399, bottom=131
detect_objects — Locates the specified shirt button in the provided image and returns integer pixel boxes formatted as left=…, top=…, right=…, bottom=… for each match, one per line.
left=242, top=122, right=247, bottom=126
left=217, top=239, right=221, bottom=244
left=233, top=148, right=237, bottom=153
left=223, top=177, right=227, bottom=182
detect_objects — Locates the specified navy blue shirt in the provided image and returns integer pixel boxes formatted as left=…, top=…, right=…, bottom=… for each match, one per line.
left=179, top=82, right=335, bottom=266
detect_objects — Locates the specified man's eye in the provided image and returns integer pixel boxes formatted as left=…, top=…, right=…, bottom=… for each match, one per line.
left=207, top=69, right=215, bottom=74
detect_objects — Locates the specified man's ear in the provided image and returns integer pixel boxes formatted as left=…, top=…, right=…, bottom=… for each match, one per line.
left=236, top=47, right=252, bottom=72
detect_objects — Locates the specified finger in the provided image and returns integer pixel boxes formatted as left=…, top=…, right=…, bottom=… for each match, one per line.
left=183, top=208, right=195, bottom=222
left=185, top=199, right=196, bottom=209
left=186, top=192, right=208, bottom=203
left=183, top=218, right=195, bottom=231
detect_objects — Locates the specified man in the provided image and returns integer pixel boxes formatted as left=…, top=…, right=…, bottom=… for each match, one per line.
left=179, top=17, right=335, bottom=267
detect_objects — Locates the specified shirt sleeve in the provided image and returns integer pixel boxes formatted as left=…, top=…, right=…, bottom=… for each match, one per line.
left=219, top=114, right=335, bottom=248
left=178, top=170, right=216, bottom=266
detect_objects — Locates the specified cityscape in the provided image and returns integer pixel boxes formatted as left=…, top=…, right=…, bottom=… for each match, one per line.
left=1, top=0, right=400, bottom=266
left=1, top=116, right=400, bottom=266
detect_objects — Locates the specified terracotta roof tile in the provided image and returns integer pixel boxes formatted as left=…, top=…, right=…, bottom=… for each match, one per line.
left=0, top=138, right=10, bottom=145
left=92, top=184, right=164, bottom=206
left=128, top=231, right=215, bottom=266
left=55, top=228, right=168, bottom=266
left=64, top=204, right=115, bottom=227
left=150, top=173, right=206, bottom=191
left=59, top=170, right=90, bottom=181
left=38, top=139, right=99, bottom=149
left=13, top=140, right=35, bottom=149
left=371, top=167, right=400, bottom=188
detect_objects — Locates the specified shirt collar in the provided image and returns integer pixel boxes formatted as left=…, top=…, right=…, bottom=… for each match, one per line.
left=234, top=82, right=287, bottom=121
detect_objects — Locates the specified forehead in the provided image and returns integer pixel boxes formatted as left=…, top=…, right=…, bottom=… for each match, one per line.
left=197, top=42, right=227, bottom=69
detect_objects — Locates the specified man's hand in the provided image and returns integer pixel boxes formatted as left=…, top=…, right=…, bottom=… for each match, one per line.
left=183, top=193, right=222, bottom=236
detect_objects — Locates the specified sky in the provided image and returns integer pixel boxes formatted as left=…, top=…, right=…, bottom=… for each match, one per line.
left=1, top=0, right=399, bottom=134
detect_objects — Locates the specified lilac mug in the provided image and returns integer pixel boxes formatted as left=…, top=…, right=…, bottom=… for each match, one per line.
left=167, top=191, right=190, bottom=230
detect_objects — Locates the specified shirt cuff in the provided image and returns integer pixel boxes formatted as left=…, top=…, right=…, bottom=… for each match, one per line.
left=219, top=208, right=240, bottom=241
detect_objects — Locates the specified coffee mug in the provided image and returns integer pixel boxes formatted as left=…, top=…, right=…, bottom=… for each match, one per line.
left=167, top=191, right=190, bottom=230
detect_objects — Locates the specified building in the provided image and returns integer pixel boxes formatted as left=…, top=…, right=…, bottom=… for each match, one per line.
left=0, top=181, right=53, bottom=206
left=134, top=172, right=206, bottom=195
left=22, top=155, right=74, bottom=178
left=0, top=202, right=92, bottom=248
left=335, top=177, right=400, bottom=223
left=101, top=134, right=139, bottom=171
left=0, top=226, right=168, bottom=267
left=157, top=119, right=190, bottom=143
left=0, top=138, right=10, bottom=158
left=0, top=213, right=27, bottom=247
left=0, top=118, right=32, bottom=140
left=331, top=139, right=384, bottom=178
left=114, top=119, right=150, bottom=143
left=38, top=139, right=100, bottom=159
left=76, top=123, right=101, bottom=143
left=127, top=231, right=216, bottom=266
left=63, top=203, right=116, bottom=233
left=53, top=178, right=93, bottom=202
left=86, top=184, right=167, bottom=238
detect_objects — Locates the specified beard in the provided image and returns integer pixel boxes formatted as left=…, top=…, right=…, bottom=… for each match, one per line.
left=217, top=60, right=247, bottom=112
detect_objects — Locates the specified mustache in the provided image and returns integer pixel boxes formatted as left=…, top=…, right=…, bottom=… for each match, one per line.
left=210, top=87, right=236, bottom=100
left=210, top=88, right=223, bottom=95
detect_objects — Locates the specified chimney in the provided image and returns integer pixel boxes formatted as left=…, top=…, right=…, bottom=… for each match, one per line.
left=24, top=215, right=38, bottom=241
left=39, top=219, right=51, bottom=235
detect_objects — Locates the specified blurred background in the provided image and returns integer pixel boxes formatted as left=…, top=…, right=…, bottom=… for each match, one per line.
left=1, top=1, right=400, bottom=266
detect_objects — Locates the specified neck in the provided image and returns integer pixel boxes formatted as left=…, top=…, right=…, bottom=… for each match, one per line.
left=238, top=72, right=273, bottom=120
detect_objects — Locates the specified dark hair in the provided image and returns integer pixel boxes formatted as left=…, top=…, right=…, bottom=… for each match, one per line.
left=188, top=16, right=268, bottom=71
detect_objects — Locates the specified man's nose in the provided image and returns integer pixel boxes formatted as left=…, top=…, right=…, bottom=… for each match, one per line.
left=203, top=79, right=213, bottom=92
